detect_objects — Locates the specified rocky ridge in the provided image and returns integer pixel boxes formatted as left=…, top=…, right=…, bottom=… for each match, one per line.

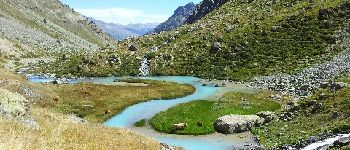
left=185, top=0, right=229, bottom=24
left=150, top=2, right=196, bottom=33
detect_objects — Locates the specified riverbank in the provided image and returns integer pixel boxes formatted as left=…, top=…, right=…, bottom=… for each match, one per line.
left=30, top=78, right=195, bottom=123
left=0, top=69, right=166, bottom=150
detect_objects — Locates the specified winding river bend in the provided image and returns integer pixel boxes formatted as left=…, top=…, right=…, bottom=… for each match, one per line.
left=28, top=76, right=258, bottom=150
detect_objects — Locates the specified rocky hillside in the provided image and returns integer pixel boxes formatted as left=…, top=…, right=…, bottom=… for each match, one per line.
left=91, top=18, right=158, bottom=40
left=150, top=2, right=196, bottom=33
left=185, top=0, right=229, bottom=24
left=37, top=0, right=350, bottom=81
left=0, top=0, right=115, bottom=61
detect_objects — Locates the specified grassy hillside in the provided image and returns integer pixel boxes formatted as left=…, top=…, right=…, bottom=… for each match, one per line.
left=40, top=0, right=350, bottom=80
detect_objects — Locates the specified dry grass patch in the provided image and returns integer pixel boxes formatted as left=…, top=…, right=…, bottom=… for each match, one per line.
left=36, top=80, right=195, bottom=123
left=0, top=107, right=161, bottom=150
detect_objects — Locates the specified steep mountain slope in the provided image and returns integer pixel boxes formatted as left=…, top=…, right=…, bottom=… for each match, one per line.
left=150, top=2, right=196, bottom=33
left=38, top=0, right=350, bottom=81
left=185, top=0, right=229, bottom=24
left=0, top=0, right=114, bottom=61
left=91, top=18, right=158, bottom=40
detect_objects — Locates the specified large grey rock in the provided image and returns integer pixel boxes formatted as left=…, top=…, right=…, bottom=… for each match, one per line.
left=128, top=44, right=138, bottom=51
left=214, top=115, right=262, bottom=134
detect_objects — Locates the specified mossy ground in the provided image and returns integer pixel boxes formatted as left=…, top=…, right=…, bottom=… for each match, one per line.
left=134, top=119, right=147, bottom=127
left=150, top=92, right=281, bottom=135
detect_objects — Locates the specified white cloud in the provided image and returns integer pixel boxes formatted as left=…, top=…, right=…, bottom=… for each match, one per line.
left=75, top=8, right=169, bottom=25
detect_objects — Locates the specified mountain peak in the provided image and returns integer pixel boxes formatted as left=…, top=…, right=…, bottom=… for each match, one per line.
left=150, top=2, right=196, bottom=34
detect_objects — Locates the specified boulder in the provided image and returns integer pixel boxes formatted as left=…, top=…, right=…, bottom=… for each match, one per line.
left=52, top=78, right=68, bottom=85
left=329, top=82, right=347, bottom=91
left=332, top=136, right=350, bottom=148
left=53, top=96, right=59, bottom=102
left=211, top=42, right=221, bottom=53
left=213, top=115, right=262, bottom=134
left=318, top=9, right=333, bottom=20
left=256, top=111, right=275, bottom=123
left=128, top=44, right=138, bottom=51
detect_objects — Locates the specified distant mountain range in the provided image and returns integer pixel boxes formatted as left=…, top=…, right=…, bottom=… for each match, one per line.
left=87, top=0, right=231, bottom=39
left=89, top=18, right=158, bottom=40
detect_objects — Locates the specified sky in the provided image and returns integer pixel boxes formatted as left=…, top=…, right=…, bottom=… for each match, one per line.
left=60, top=0, right=202, bottom=25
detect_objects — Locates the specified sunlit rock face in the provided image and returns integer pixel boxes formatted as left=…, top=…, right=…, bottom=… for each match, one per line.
left=185, top=0, right=230, bottom=24
left=150, top=2, right=196, bottom=34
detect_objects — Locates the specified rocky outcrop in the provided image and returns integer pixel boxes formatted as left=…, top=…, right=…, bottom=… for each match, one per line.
left=213, top=115, right=262, bottom=134
left=128, top=44, right=138, bottom=51
left=185, top=0, right=230, bottom=24
left=151, top=2, right=196, bottom=33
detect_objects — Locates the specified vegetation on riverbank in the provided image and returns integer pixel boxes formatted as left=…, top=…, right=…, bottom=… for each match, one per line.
left=252, top=75, right=350, bottom=148
left=36, top=80, right=195, bottom=123
left=150, top=92, right=281, bottom=135
left=134, top=119, right=147, bottom=127
left=0, top=70, right=164, bottom=150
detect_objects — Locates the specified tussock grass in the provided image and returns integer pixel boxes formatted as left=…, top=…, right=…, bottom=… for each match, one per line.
left=36, top=80, right=195, bottom=123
